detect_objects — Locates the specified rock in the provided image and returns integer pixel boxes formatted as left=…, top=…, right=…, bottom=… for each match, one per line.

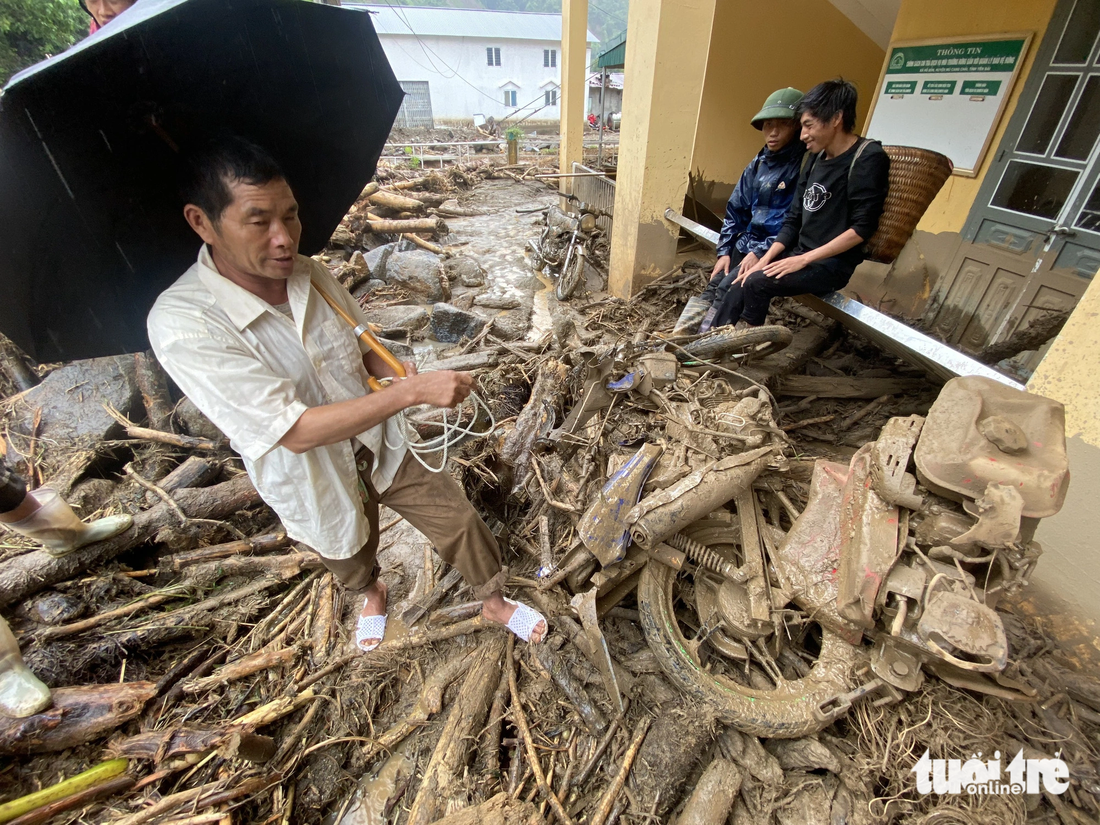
left=364, top=242, right=398, bottom=280
left=486, top=305, right=532, bottom=342
left=175, top=397, right=226, bottom=442
left=352, top=279, right=387, bottom=300
left=13, top=355, right=141, bottom=450
left=363, top=306, right=429, bottom=333
left=443, top=256, right=486, bottom=288
left=347, top=251, right=371, bottom=281
left=451, top=292, right=476, bottom=311
left=430, top=303, right=488, bottom=344
left=385, top=251, right=449, bottom=303
left=329, top=224, right=356, bottom=247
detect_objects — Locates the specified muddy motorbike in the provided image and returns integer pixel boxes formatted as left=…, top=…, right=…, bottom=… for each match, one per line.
left=566, top=372, right=1069, bottom=738
left=528, top=197, right=610, bottom=301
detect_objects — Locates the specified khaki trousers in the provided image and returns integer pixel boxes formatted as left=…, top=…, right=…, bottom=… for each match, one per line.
left=320, top=448, right=505, bottom=599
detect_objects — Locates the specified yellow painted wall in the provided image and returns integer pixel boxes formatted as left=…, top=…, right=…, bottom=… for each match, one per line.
left=890, top=0, right=1059, bottom=234
left=690, top=0, right=886, bottom=214
left=1029, top=274, right=1100, bottom=447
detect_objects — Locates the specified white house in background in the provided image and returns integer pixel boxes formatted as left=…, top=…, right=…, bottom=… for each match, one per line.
left=345, top=5, right=596, bottom=125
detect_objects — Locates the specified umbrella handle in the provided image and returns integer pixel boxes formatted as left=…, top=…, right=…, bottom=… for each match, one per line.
left=310, top=277, right=407, bottom=391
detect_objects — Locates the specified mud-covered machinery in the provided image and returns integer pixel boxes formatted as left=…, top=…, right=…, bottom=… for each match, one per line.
left=568, top=370, right=1069, bottom=738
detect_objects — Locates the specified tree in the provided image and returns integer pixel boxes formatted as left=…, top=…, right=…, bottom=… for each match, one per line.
left=0, top=0, right=87, bottom=85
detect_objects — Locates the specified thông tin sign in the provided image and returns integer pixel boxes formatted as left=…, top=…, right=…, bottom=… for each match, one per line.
left=866, top=34, right=1031, bottom=176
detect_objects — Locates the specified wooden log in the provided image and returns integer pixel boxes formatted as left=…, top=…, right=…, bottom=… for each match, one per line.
left=364, top=648, right=477, bottom=763
left=158, top=456, right=222, bottom=493
left=675, top=757, right=742, bottom=825
left=112, top=726, right=275, bottom=763
left=407, top=637, right=506, bottom=825
left=162, top=531, right=290, bottom=571
left=369, top=190, right=427, bottom=213
left=179, top=550, right=317, bottom=587
left=534, top=645, right=607, bottom=734
left=310, top=572, right=337, bottom=662
left=0, top=682, right=156, bottom=755
left=628, top=702, right=719, bottom=820
left=775, top=376, right=928, bottom=399
left=123, top=425, right=225, bottom=451
left=403, top=233, right=445, bottom=254
left=425, top=792, right=544, bottom=825
left=182, top=646, right=299, bottom=694
left=364, top=215, right=449, bottom=235
left=0, top=475, right=259, bottom=608
left=133, top=352, right=175, bottom=432
left=400, top=192, right=448, bottom=207
left=36, top=586, right=189, bottom=642
left=501, top=359, right=569, bottom=494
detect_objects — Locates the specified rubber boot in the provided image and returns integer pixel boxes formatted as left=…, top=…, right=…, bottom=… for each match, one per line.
left=672, top=296, right=710, bottom=335
left=0, top=616, right=50, bottom=717
left=5, top=488, right=133, bottom=558
left=697, top=307, right=719, bottom=334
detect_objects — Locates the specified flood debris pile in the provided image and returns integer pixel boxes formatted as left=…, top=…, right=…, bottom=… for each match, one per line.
left=0, top=181, right=1097, bottom=825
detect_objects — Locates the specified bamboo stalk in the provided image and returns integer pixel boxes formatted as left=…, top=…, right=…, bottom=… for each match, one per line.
left=0, top=759, right=129, bottom=823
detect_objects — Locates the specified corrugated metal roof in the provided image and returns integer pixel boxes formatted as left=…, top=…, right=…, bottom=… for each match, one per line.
left=345, top=5, right=598, bottom=43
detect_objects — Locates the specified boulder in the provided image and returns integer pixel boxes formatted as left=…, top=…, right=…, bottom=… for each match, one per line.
left=430, top=303, right=488, bottom=344
left=364, top=242, right=398, bottom=280
left=175, top=397, right=226, bottom=442
left=482, top=305, right=532, bottom=342
left=385, top=251, right=449, bottom=303
left=444, top=256, right=486, bottom=288
left=14, top=355, right=141, bottom=450
left=363, top=306, right=429, bottom=333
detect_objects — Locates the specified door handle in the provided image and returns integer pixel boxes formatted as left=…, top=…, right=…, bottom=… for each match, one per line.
left=1050, top=225, right=1077, bottom=237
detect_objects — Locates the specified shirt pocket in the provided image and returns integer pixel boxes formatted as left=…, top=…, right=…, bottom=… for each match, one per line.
left=316, top=315, right=366, bottom=384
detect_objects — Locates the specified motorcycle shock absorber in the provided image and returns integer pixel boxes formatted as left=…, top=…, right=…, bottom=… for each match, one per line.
left=666, top=532, right=748, bottom=582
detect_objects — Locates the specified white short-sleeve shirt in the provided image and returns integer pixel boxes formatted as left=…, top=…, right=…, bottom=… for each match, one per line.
left=148, top=246, right=407, bottom=560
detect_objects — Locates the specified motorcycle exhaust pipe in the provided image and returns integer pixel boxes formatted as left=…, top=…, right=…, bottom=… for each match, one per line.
left=626, top=446, right=774, bottom=549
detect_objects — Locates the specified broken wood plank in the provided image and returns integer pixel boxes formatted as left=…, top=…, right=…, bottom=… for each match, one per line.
left=775, top=375, right=927, bottom=399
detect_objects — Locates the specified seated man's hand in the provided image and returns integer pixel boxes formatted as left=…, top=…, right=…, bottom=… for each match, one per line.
left=763, top=254, right=809, bottom=280
left=711, top=255, right=731, bottom=278
left=736, top=252, right=760, bottom=278
left=409, top=370, right=474, bottom=408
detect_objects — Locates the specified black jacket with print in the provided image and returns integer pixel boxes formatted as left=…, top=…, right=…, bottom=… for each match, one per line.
left=775, top=138, right=890, bottom=271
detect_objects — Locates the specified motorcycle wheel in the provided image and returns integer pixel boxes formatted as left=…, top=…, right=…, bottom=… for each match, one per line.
left=556, top=247, right=585, bottom=301
left=637, top=520, right=861, bottom=738
left=676, top=324, right=793, bottom=363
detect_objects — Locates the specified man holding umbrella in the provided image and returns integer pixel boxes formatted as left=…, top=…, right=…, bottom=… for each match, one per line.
left=148, top=137, right=546, bottom=652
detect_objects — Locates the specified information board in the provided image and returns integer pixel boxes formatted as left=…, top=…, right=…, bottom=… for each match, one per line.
left=865, top=34, right=1031, bottom=177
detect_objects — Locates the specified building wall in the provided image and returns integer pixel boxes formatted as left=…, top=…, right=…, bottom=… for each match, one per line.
left=379, top=33, right=588, bottom=121
left=688, top=0, right=886, bottom=216
left=846, top=0, right=1059, bottom=318
left=892, top=0, right=1060, bottom=236
left=1026, top=272, right=1100, bottom=658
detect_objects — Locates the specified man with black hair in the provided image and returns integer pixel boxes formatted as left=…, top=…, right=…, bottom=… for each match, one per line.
left=712, top=78, right=889, bottom=329
left=148, top=137, right=547, bottom=654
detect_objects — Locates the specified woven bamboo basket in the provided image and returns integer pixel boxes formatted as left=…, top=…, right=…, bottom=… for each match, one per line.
left=864, top=145, right=953, bottom=264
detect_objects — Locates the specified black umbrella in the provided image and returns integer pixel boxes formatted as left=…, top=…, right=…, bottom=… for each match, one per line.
left=0, top=0, right=403, bottom=362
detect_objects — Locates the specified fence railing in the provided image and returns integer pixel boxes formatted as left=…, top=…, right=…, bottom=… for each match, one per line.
left=571, top=162, right=615, bottom=243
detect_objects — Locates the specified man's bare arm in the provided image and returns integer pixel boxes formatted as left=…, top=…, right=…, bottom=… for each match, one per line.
left=278, top=371, right=474, bottom=454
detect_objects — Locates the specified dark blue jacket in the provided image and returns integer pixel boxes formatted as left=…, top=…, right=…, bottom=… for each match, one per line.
left=716, top=139, right=806, bottom=258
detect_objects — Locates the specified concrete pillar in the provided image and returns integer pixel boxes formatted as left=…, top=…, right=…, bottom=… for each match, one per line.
left=560, top=0, right=589, bottom=195
left=608, top=0, right=716, bottom=298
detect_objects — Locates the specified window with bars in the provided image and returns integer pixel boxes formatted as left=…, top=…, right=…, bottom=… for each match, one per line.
left=504, top=89, right=517, bottom=107
left=543, top=49, right=557, bottom=68
left=486, top=47, right=501, bottom=66
left=544, top=89, right=558, bottom=106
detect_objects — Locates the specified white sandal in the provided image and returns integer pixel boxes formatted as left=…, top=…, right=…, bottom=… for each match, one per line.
left=356, top=608, right=387, bottom=653
left=504, top=597, right=547, bottom=644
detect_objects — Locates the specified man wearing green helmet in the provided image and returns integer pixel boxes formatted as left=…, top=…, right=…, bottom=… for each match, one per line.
left=673, top=87, right=806, bottom=334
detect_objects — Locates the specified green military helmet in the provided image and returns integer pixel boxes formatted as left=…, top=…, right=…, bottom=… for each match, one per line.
left=750, top=87, right=804, bottom=130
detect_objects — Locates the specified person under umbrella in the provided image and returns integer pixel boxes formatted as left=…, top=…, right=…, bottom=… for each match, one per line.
left=79, top=0, right=137, bottom=35
left=148, top=137, right=548, bottom=653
